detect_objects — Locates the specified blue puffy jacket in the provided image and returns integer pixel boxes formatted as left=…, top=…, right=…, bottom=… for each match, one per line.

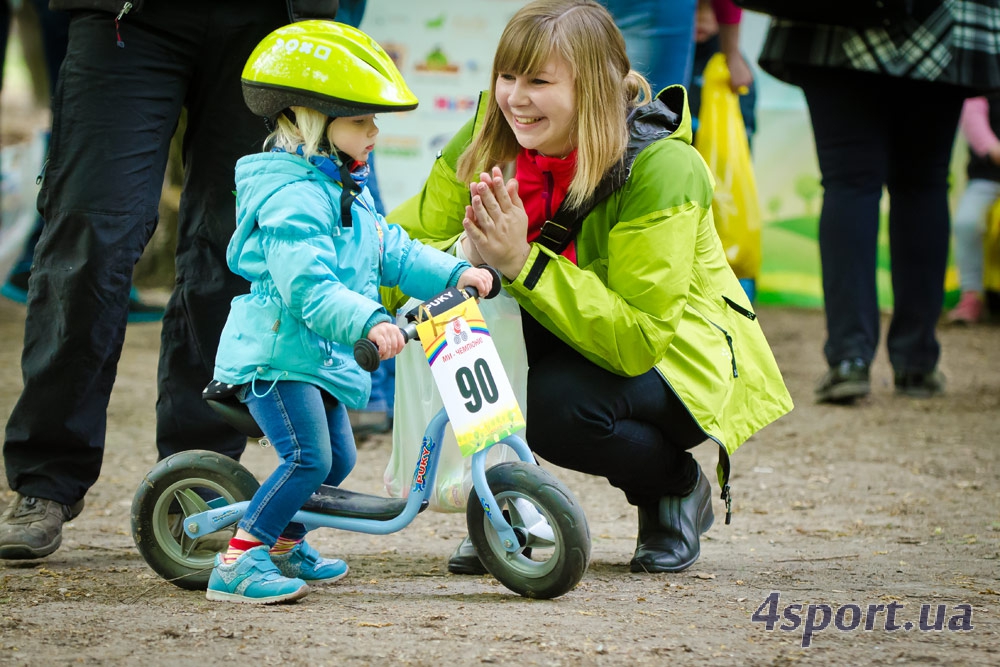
left=214, top=151, right=470, bottom=409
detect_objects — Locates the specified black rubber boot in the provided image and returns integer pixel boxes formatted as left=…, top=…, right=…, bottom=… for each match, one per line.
left=629, top=466, right=714, bottom=573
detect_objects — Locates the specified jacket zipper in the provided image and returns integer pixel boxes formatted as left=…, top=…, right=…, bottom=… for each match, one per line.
left=654, top=368, right=734, bottom=524
left=722, top=295, right=756, bottom=321
left=115, top=2, right=133, bottom=48
left=687, top=304, right=738, bottom=378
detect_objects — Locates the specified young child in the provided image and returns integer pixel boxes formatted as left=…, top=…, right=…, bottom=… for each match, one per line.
left=948, top=93, right=1000, bottom=324
left=205, top=21, right=493, bottom=604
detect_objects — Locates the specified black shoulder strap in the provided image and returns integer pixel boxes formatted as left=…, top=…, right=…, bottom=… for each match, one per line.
left=521, top=91, right=682, bottom=290
left=523, top=163, right=628, bottom=289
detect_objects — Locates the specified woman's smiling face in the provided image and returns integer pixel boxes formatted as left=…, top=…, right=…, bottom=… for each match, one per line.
left=495, top=52, right=577, bottom=158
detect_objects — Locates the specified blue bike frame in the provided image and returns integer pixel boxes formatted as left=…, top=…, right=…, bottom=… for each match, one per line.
left=182, top=407, right=535, bottom=553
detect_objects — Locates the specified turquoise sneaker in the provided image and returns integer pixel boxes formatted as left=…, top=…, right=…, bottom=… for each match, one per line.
left=206, top=546, right=309, bottom=604
left=270, top=541, right=349, bottom=584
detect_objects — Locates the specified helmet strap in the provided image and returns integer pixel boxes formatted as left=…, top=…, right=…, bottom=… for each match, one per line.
left=337, top=156, right=361, bottom=228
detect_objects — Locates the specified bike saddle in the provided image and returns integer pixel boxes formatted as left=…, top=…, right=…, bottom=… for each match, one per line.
left=202, top=381, right=264, bottom=438
left=202, top=380, right=343, bottom=439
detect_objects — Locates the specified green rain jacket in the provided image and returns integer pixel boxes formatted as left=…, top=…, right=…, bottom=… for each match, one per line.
left=387, top=87, right=793, bottom=513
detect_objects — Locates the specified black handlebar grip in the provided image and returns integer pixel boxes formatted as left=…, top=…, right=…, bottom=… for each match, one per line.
left=353, top=338, right=381, bottom=372
left=478, top=264, right=503, bottom=300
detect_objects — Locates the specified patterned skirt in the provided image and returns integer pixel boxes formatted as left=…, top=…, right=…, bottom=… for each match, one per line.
left=757, top=0, right=1000, bottom=93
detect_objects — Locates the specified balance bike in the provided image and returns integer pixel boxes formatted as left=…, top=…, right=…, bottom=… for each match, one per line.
left=130, top=278, right=591, bottom=599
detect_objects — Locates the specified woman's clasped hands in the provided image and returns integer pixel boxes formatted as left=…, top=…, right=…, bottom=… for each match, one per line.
left=462, top=166, right=532, bottom=280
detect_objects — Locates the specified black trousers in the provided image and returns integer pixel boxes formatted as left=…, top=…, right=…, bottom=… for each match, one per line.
left=3, top=1, right=288, bottom=505
left=796, top=67, right=966, bottom=373
left=521, top=313, right=704, bottom=507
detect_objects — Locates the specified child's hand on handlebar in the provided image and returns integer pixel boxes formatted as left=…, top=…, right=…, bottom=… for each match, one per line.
left=457, top=266, right=495, bottom=298
left=367, top=321, right=406, bottom=360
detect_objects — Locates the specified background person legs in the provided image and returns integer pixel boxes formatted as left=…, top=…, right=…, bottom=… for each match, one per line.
left=4, top=9, right=192, bottom=506
left=154, top=2, right=288, bottom=461
left=797, top=68, right=888, bottom=377
left=1, top=2, right=163, bottom=321
left=883, top=77, right=964, bottom=384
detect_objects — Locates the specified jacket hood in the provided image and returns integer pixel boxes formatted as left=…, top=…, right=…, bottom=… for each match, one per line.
left=231, top=152, right=333, bottom=262
left=634, top=84, right=692, bottom=146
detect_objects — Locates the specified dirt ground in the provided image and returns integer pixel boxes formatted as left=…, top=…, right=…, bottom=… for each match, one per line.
left=0, top=295, right=998, bottom=666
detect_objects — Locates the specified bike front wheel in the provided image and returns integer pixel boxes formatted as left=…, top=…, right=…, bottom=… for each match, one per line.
left=130, top=450, right=260, bottom=590
left=466, top=462, right=590, bottom=599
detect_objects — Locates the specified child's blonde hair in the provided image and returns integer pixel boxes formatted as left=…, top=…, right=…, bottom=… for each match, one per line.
left=457, top=0, right=651, bottom=210
left=265, top=106, right=331, bottom=157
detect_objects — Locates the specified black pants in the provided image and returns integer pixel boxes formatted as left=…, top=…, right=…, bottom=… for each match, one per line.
left=3, top=1, right=288, bottom=505
left=796, top=68, right=965, bottom=373
left=521, top=314, right=704, bottom=507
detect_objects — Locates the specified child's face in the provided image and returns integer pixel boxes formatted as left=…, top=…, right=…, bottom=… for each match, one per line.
left=327, top=114, right=378, bottom=163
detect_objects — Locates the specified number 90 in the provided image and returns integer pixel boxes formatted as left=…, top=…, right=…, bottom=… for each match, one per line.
left=455, top=359, right=499, bottom=413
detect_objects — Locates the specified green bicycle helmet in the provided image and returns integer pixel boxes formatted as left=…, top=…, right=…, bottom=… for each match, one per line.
left=242, top=20, right=418, bottom=120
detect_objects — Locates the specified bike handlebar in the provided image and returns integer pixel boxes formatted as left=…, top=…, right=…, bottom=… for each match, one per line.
left=353, top=265, right=502, bottom=372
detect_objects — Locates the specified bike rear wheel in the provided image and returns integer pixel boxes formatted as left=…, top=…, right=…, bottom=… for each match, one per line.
left=466, top=462, right=590, bottom=599
left=131, top=450, right=260, bottom=590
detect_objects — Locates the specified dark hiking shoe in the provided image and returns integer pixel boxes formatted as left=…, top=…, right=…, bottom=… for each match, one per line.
left=0, top=493, right=85, bottom=559
left=815, top=358, right=870, bottom=404
left=447, top=534, right=489, bottom=575
left=894, top=369, right=946, bottom=398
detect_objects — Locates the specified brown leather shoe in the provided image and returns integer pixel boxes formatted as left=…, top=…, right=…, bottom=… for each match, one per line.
left=629, top=466, right=714, bottom=573
left=0, top=493, right=85, bottom=559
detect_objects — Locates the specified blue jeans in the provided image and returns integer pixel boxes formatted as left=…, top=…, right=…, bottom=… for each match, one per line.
left=599, top=0, right=698, bottom=92
left=239, top=381, right=357, bottom=545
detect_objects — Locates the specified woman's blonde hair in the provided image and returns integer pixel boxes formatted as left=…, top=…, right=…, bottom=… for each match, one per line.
left=457, top=0, right=651, bottom=210
left=265, top=106, right=331, bottom=157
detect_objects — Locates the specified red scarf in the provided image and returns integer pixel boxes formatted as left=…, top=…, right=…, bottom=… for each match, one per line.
left=515, top=148, right=578, bottom=264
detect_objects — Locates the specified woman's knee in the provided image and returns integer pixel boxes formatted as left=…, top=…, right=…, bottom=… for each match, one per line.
left=527, top=391, right=583, bottom=439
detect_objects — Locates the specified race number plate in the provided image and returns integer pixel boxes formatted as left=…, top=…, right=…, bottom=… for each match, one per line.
left=415, top=295, right=525, bottom=457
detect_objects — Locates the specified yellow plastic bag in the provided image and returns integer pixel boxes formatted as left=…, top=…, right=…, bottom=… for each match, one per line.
left=985, top=197, right=1000, bottom=294
left=693, top=53, right=761, bottom=282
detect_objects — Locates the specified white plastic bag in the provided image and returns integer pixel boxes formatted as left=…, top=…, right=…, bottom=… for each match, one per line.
left=383, top=238, right=529, bottom=512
